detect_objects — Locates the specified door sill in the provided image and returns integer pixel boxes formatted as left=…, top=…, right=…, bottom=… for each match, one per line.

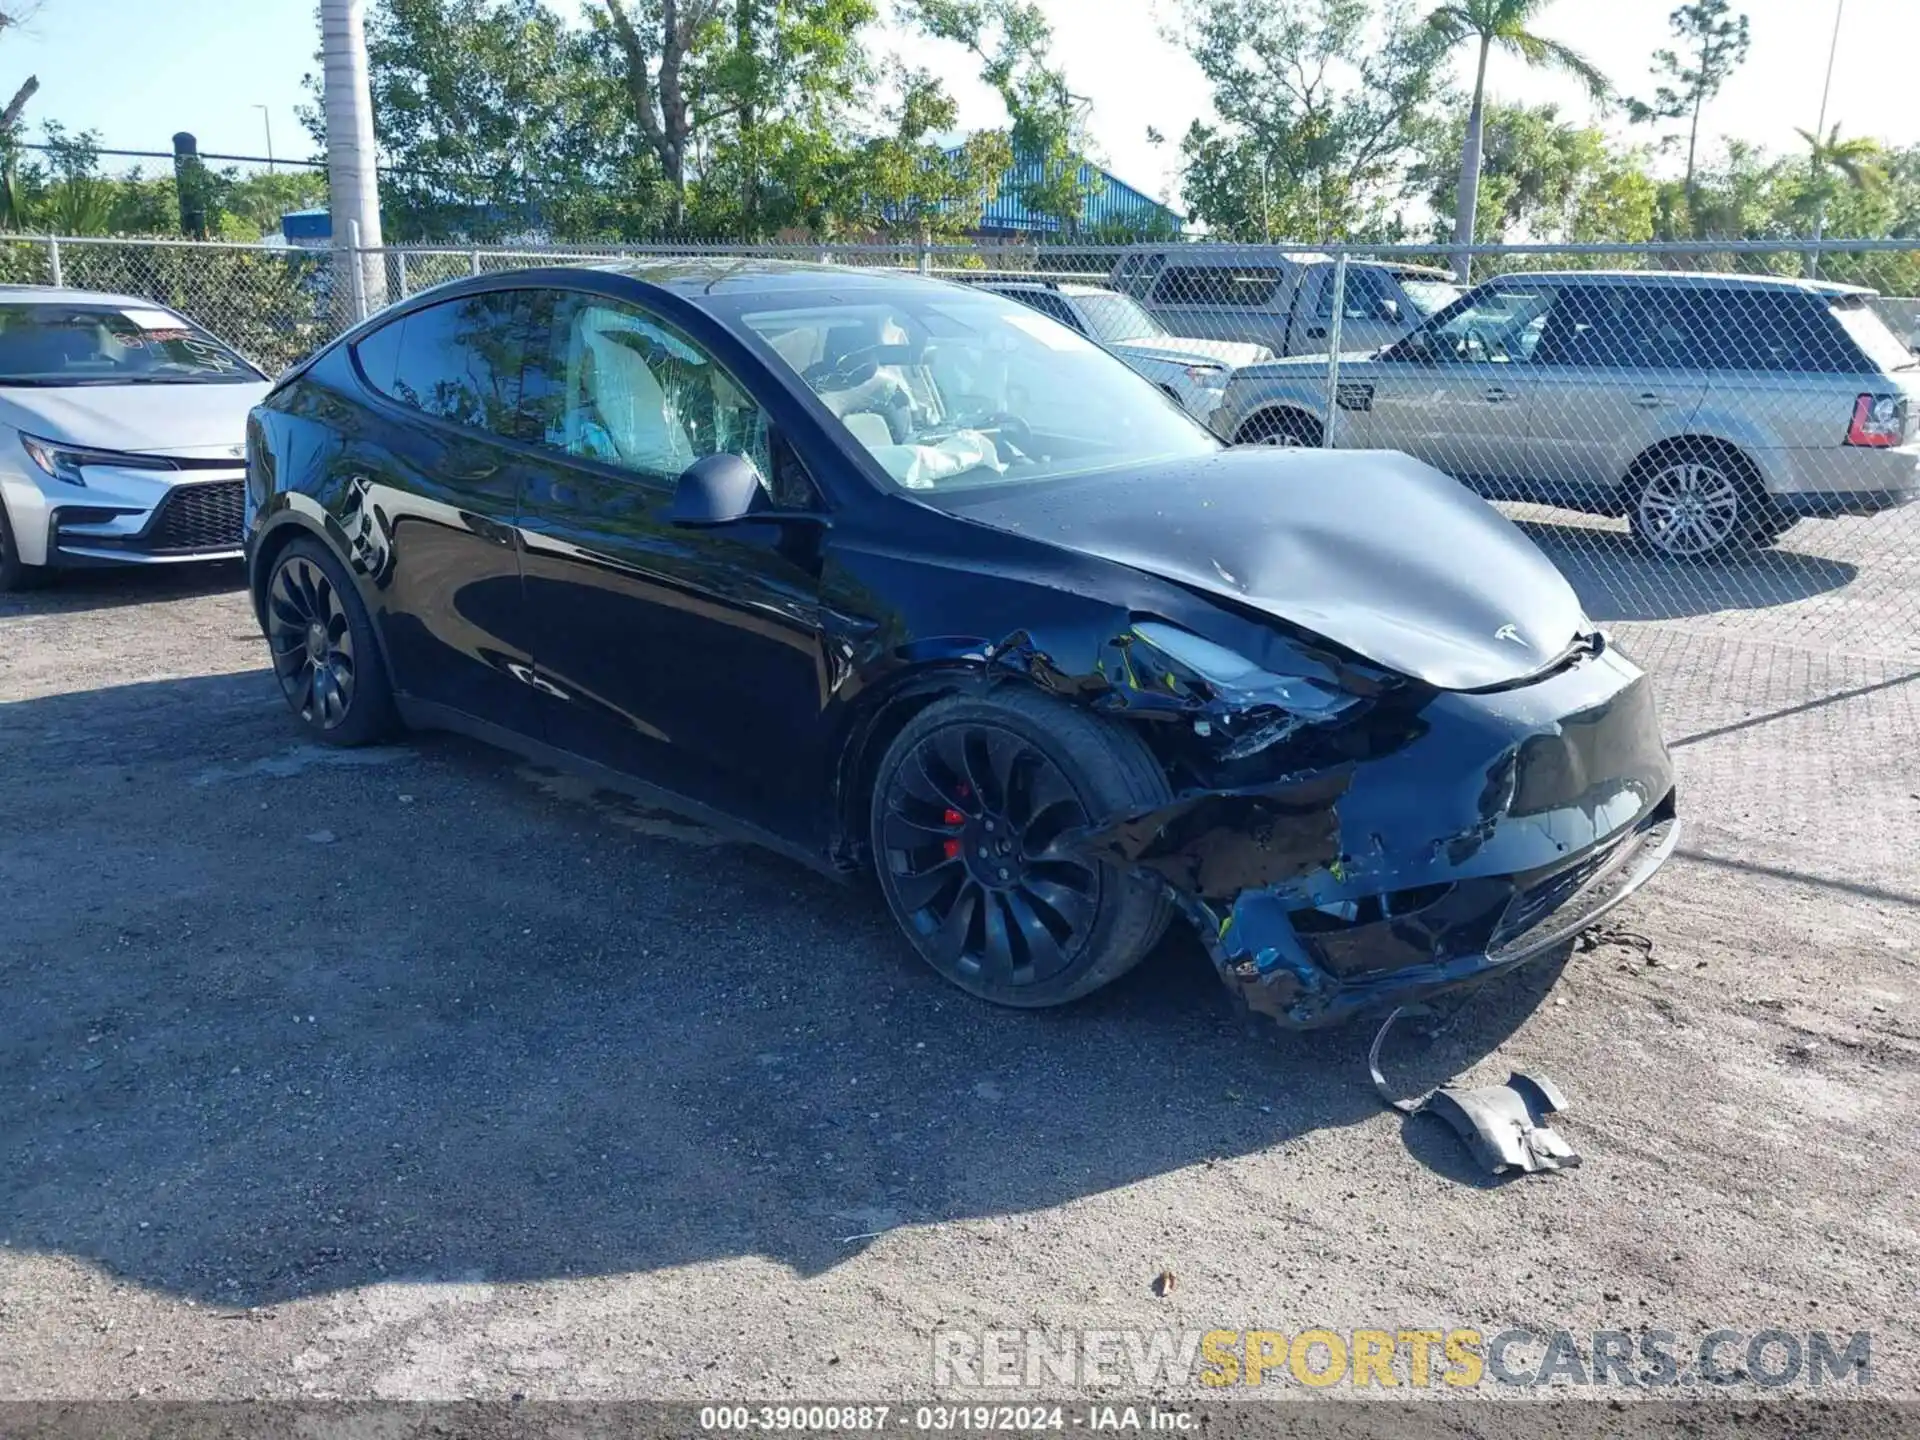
left=393, top=696, right=849, bottom=882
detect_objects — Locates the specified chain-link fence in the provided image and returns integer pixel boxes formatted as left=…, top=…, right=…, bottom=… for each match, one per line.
left=5, top=231, right=1918, bottom=673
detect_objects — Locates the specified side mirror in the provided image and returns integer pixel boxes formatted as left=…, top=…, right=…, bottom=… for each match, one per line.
left=1402, top=329, right=1435, bottom=363
left=668, top=452, right=766, bottom=527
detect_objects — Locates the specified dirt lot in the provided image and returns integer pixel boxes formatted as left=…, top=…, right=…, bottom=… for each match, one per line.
left=1, top=519, right=1917, bottom=1407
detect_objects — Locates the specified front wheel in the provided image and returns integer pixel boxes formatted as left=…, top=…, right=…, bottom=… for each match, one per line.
left=1235, top=409, right=1322, bottom=448
left=870, top=689, right=1173, bottom=1008
left=264, top=538, right=394, bottom=746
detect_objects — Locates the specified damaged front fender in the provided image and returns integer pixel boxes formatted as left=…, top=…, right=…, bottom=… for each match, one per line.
left=1066, top=645, right=1679, bottom=1027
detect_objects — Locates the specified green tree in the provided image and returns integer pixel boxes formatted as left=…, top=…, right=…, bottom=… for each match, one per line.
left=1627, top=0, right=1750, bottom=225
left=218, top=171, right=332, bottom=240
left=320, top=0, right=664, bottom=241
left=1413, top=100, right=1654, bottom=244
left=1796, top=124, right=1885, bottom=275
left=829, top=65, right=1012, bottom=240
left=703, top=0, right=874, bottom=236
left=902, top=0, right=1097, bottom=235
left=1423, top=0, right=1607, bottom=275
left=1177, top=0, right=1452, bottom=242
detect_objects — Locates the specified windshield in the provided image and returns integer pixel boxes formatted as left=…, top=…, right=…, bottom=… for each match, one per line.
left=1831, top=296, right=1919, bottom=373
left=1072, top=292, right=1167, bottom=344
left=0, top=303, right=261, bottom=386
left=1400, top=278, right=1463, bottom=318
left=741, top=291, right=1217, bottom=492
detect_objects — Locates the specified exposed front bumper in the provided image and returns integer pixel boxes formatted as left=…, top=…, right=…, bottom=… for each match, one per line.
left=1211, top=799, right=1678, bottom=1027
left=1076, top=646, right=1678, bottom=1027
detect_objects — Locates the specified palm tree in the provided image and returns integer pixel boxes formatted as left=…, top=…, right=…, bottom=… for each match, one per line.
left=1797, top=125, right=1884, bottom=278
left=1426, top=0, right=1608, bottom=279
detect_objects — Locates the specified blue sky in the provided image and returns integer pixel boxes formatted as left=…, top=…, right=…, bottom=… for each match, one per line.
left=7, top=0, right=1917, bottom=209
left=7, top=2, right=320, bottom=168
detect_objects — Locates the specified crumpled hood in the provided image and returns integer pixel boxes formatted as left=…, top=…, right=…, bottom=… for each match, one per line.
left=0, top=381, right=267, bottom=458
left=945, top=448, right=1591, bottom=691
left=1111, top=336, right=1271, bottom=371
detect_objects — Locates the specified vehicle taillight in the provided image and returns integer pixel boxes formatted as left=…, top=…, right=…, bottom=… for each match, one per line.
left=1846, top=393, right=1907, bottom=447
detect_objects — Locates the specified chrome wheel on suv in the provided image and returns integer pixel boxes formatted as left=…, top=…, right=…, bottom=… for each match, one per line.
left=1630, top=449, right=1771, bottom=560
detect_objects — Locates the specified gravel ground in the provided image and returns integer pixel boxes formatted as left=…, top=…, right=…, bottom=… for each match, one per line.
left=1, top=533, right=1916, bottom=1409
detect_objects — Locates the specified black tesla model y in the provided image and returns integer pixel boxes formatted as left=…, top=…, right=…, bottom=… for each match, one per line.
left=245, top=261, right=1678, bottom=1027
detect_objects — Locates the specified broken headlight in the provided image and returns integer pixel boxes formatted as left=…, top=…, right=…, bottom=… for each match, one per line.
left=1130, top=622, right=1355, bottom=716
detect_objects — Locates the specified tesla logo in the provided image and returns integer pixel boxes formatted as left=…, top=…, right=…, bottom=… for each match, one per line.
left=1494, top=623, right=1525, bottom=645
left=228, top=445, right=245, bottom=458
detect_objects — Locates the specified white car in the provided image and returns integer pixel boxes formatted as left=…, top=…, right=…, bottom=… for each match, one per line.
left=981, top=281, right=1271, bottom=421
left=0, top=287, right=270, bottom=590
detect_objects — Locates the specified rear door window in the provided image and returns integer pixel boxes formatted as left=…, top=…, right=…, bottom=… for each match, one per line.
left=1534, top=285, right=1663, bottom=368
left=351, top=290, right=536, bottom=438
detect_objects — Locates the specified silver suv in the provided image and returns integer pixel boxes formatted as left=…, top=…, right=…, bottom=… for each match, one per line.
left=1208, top=270, right=1920, bottom=558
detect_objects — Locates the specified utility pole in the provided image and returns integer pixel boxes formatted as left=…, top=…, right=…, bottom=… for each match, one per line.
left=1807, top=0, right=1845, bottom=279
left=254, top=105, right=275, bottom=174
left=321, top=0, right=387, bottom=319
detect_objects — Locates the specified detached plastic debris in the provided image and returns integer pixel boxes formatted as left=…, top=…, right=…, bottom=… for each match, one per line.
left=1368, top=1005, right=1583, bottom=1176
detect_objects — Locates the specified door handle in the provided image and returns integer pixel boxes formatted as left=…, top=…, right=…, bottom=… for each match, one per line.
left=1306, top=327, right=1329, bottom=340
left=1633, top=392, right=1666, bottom=408
left=1484, top=387, right=1514, bottom=404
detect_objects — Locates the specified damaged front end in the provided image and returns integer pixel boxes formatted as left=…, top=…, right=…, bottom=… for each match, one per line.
left=1060, top=622, right=1679, bottom=1028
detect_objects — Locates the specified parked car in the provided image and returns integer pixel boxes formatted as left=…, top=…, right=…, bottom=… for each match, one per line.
left=0, top=286, right=268, bottom=589
left=1208, top=270, right=1920, bottom=559
left=1110, top=246, right=1461, bottom=357
left=246, top=262, right=1677, bottom=1028
left=977, top=280, right=1271, bottom=421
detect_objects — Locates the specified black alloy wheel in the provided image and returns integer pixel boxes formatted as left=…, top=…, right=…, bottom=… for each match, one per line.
left=264, top=539, right=392, bottom=746
left=872, top=691, right=1173, bottom=1007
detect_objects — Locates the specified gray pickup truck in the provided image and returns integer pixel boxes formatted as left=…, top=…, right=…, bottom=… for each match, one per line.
left=1109, top=246, right=1461, bottom=358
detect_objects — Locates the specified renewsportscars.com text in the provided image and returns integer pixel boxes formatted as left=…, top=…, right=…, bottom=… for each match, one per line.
left=932, top=1327, right=1872, bottom=1391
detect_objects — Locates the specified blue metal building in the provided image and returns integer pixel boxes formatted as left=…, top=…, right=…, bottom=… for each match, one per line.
left=961, top=151, right=1182, bottom=237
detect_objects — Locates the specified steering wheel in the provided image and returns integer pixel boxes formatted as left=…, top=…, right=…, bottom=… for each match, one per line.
left=803, top=351, right=880, bottom=392
left=979, top=412, right=1034, bottom=458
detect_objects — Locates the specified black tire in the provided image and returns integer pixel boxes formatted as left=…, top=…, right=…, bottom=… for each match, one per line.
left=0, top=498, right=49, bottom=592
left=263, top=537, right=395, bottom=747
left=870, top=688, right=1174, bottom=1008
left=1627, top=442, right=1774, bottom=560
left=1235, top=408, right=1322, bottom=448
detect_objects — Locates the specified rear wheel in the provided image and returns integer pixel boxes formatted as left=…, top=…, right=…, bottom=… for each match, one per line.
left=264, top=538, right=394, bottom=746
left=870, top=689, right=1173, bottom=1008
left=1235, top=409, right=1322, bottom=448
left=1628, top=444, right=1773, bottom=560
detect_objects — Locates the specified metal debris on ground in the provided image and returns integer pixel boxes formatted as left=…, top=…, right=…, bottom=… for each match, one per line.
left=1368, top=1005, right=1584, bottom=1177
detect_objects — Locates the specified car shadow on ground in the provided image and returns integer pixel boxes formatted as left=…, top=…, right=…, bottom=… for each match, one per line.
left=0, top=560, right=245, bottom=617
left=1517, top=520, right=1857, bottom=623
left=0, top=671, right=1559, bottom=1307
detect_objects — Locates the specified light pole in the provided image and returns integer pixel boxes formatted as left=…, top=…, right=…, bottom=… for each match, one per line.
left=253, top=104, right=275, bottom=174
left=1808, top=0, right=1846, bottom=279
